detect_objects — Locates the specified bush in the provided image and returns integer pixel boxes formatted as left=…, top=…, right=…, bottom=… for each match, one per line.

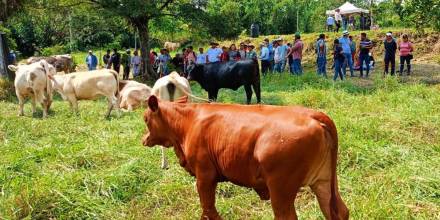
left=0, top=77, right=15, bottom=101
left=41, top=45, right=68, bottom=56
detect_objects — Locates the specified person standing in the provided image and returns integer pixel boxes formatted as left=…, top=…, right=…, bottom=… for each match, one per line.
left=8, top=50, right=17, bottom=65
left=349, top=15, right=355, bottom=31
left=85, top=50, right=98, bottom=71
left=286, top=43, right=293, bottom=74
left=265, top=38, right=275, bottom=72
left=333, top=39, right=345, bottom=81
left=228, top=44, right=240, bottom=61
left=131, top=50, right=141, bottom=77
left=339, top=31, right=355, bottom=77
left=358, top=33, right=373, bottom=78
left=327, top=15, right=335, bottom=32
left=246, top=45, right=257, bottom=61
left=238, top=43, right=247, bottom=61
left=290, top=33, right=304, bottom=75
left=316, top=34, right=327, bottom=77
left=108, top=49, right=121, bottom=73
left=103, top=50, right=111, bottom=68
left=121, top=49, right=131, bottom=80
left=207, top=42, right=222, bottom=63
left=220, top=46, right=230, bottom=62
left=259, top=42, right=270, bottom=76
left=349, top=35, right=356, bottom=64
left=274, top=38, right=288, bottom=73
left=398, top=34, right=414, bottom=76
left=158, top=48, right=171, bottom=76
left=384, top=32, right=397, bottom=75
left=334, top=9, right=342, bottom=32
left=196, top=48, right=207, bottom=64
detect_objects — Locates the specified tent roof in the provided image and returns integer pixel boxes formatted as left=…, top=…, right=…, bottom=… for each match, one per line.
left=326, top=2, right=369, bottom=15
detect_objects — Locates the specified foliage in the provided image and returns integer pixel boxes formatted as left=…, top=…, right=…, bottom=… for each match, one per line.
left=41, top=45, right=68, bottom=57
left=0, top=25, right=17, bottom=51
left=0, top=74, right=439, bottom=219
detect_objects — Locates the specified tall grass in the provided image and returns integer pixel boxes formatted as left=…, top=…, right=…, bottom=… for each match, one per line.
left=0, top=73, right=439, bottom=219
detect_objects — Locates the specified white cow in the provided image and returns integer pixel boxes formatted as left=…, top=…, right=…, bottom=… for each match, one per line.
left=48, top=69, right=119, bottom=118
left=152, top=71, right=192, bottom=169
left=8, top=60, right=56, bottom=118
left=119, top=80, right=152, bottom=111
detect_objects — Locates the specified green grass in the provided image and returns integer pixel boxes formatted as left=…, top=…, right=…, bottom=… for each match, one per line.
left=0, top=73, right=439, bottom=219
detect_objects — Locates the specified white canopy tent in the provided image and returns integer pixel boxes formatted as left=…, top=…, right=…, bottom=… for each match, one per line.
left=326, top=2, right=369, bottom=15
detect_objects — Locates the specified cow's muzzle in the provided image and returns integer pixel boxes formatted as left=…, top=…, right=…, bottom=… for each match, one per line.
left=142, top=133, right=153, bottom=147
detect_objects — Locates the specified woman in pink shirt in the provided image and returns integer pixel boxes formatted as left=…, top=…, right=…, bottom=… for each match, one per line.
left=398, top=34, right=414, bottom=75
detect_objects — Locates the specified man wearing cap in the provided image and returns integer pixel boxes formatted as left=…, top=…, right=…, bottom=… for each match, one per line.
left=121, top=49, right=132, bottom=80
left=289, top=32, right=304, bottom=75
left=85, top=50, right=98, bottom=71
left=339, top=31, right=355, bottom=77
left=259, top=42, right=270, bottom=76
left=384, top=32, right=397, bottom=75
left=274, top=38, right=288, bottom=73
left=207, top=42, right=222, bottom=63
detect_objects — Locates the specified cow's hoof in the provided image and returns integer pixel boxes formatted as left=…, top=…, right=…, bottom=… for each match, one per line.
left=161, top=163, right=169, bottom=170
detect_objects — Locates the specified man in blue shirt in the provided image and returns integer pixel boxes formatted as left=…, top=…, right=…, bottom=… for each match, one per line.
left=274, top=38, right=288, bottom=73
left=339, top=31, right=354, bottom=77
left=259, top=42, right=270, bottom=76
left=207, top=42, right=222, bottom=63
left=8, top=50, right=17, bottom=65
left=85, top=50, right=98, bottom=71
left=264, top=38, right=274, bottom=72
left=327, top=16, right=335, bottom=32
left=196, top=47, right=207, bottom=64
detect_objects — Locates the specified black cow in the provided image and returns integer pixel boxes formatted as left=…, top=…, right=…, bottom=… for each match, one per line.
left=187, top=60, right=261, bottom=104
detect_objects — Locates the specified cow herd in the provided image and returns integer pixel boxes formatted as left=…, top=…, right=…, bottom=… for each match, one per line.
left=7, top=60, right=349, bottom=220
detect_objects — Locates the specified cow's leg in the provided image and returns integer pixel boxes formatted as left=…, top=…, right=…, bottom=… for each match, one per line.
left=244, top=84, right=253, bottom=104
left=30, top=96, right=37, bottom=115
left=252, top=81, right=261, bottom=104
left=208, top=89, right=219, bottom=102
left=106, top=96, right=114, bottom=118
left=196, top=177, right=222, bottom=220
left=310, top=180, right=349, bottom=220
left=267, top=180, right=300, bottom=220
left=161, top=147, right=169, bottom=169
left=67, top=95, right=78, bottom=114
left=17, top=93, right=25, bottom=116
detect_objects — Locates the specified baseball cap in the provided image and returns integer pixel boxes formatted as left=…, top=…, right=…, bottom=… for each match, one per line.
left=343, top=30, right=349, bottom=35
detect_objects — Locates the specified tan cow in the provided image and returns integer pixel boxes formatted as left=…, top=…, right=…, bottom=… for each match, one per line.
left=164, top=41, right=181, bottom=51
left=152, top=71, right=192, bottom=169
left=119, top=80, right=152, bottom=111
left=8, top=60, right=56, bottom=118
left=48, top=69, right=119, bottom=118
left=27, top=54, right=75, bottom=73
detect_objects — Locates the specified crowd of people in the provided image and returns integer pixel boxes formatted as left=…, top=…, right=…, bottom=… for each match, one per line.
left=84, top=31, right=414, bottom=82
left=326, top=9, right=372, bottom=32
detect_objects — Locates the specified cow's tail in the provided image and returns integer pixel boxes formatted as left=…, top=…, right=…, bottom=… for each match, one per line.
left=110, top=70, right=120, bottom=97
left=168, top=72, right=210, bottom=103
left=313, top=112, right=346, bottom=220
left=40, top=60, right=53, bottom=100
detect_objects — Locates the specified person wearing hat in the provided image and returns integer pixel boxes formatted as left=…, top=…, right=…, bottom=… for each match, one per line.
left=289, top=32, right=304, bottom=75
left=246, top=44, right=257, bottom=61
left=207, top=42, right=222, bottom=63
left=274, top=38, right=288, bottom=73
left=121, top=49, right=132, bottom=80
left=339, top=31, right=355, bottom=77
left=85, top=50, right=98, bottom=71
left=384, top=32, right=397, bottom=75
left=259, top=41, right=271, bottom=76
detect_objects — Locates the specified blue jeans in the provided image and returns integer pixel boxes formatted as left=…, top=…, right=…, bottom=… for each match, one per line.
left=359, top=53, right=370, bottom=77
left=317, top=56, right=326, bottom=76
left=291, top=59, right=302, bottom=75
left=334, top=59, right=344, bottom=81
left=88, top=65, right=96, bottom=71
left=342, top=53, right=354, bottom=76
left=274, top=60, right=286, bottom=73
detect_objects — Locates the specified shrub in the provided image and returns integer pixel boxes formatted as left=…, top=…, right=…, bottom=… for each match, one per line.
left=41, top=45, right=68, bottom=56
left=0, top=77, right=15, bottom=101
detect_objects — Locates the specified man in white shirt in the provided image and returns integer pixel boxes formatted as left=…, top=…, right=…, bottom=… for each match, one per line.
left=259, top=42, right=270, bottom=76
left=196, top=48, right=207, bottom=64
left=207, top=42, right=222, bottom=63
left=334, top=9, right=342, bottom=32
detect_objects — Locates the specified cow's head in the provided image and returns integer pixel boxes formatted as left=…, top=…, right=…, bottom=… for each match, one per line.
left=142, top=95, right=174, bottom=148
left=47, top=74, right=67, bottom=100
left=186, top=64, right=204, bottom=81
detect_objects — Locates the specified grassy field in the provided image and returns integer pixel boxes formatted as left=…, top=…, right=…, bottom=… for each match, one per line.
left=0, top=73, right=439, bottom=219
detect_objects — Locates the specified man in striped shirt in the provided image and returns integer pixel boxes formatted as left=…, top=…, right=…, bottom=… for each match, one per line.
left=359, top=33, right=373, bottom=78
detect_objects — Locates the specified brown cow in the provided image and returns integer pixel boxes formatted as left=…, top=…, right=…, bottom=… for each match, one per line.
left=27, top=55, right=75, bottom=73
left=142, top=96, right=349, bottom=220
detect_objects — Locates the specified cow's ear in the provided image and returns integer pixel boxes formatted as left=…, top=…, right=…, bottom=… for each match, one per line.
left=47, top=74, right=55, bottom=80
left=148, top=95, right=159, bottom=112
left=8, top=65, right=18, bottom=72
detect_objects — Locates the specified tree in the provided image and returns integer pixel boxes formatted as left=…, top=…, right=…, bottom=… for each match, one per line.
left=88, top=0, right=205, bottom=80
left=0, top=0, right=23, bottom=22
